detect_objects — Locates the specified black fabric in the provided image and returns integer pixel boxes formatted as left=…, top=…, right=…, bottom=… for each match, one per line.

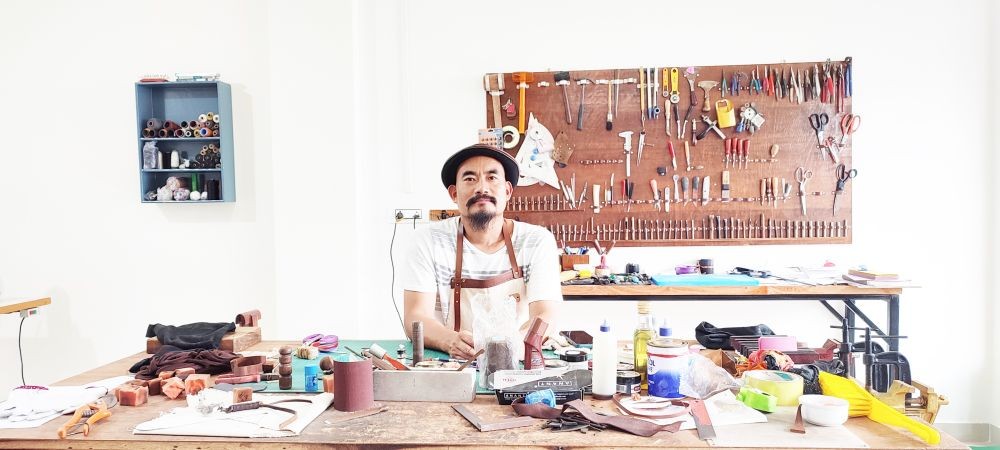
left=790, top=364, right=823, bottom=395
left=694, top=321, right=775, bottom=350
left=145, top=322, right=236, bottom=350
left=813, top=359, right=847, bottom=377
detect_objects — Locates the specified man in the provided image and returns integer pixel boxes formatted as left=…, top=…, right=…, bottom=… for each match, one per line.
left=401, top=144, right=562, bottom=360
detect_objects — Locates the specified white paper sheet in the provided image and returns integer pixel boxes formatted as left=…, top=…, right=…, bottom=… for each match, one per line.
left=133, top=393, right=333, bottom=438
left=0, top=376, right=133, bottom=429
left=709, top=406, right=869, bottom=448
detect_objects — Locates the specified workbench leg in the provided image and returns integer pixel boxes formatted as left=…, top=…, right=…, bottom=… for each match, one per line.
left=845, top=305, right=856, bottom=378
left=888, top=295, right=900, bottom=352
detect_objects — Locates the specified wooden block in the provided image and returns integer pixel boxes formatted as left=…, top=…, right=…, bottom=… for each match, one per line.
left=323, top=375, right=335, bottom=393
left=232, top=387, right=253, bottom=403
left=162, top=377, right=186, bottom=399
left=146, top=326, right=261, bottom=354
left=158, top=370, right=175, bottom=380
left=147, top=378, right=163, bottom=396
left=185, top=374, right=212, bottom=395
left=117, top=385, right=148, bottom=406
left=175, top=367, right=196, bottom=380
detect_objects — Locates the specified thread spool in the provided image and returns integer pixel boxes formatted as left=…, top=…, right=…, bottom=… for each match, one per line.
left=212, top=113, right=220, bottom=122
left=333, top=359, right=374, bottom=412
left=698, top=259, right=714, bottom=274
left=199, top=127, right=211, bottom=137
left=198, top=114, right=208, bottom=123
left=212, top=129, right=219, bottom=137
left=173, top=128, right=185, bottom=138
left=158, top=129, right=170, bottom=138
left=180, top=121, right=189, bottom=129
left=411, top=321, right=424, bottom=365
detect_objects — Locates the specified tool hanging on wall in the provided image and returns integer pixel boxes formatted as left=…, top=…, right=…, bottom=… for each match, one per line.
left=596, top=78, right=612, bottom=130
left=513, top=72, right=534, bottom=134
left=576, top=78, right=593, bottom=131
left=554, top=71, right=573, bottom=124
left=483, top=73, right=504, bottom=129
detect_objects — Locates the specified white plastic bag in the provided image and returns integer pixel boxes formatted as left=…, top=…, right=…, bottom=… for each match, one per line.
left=471, top=292, right=518, bottom=389
left=679, top=353, right=740, bottom=399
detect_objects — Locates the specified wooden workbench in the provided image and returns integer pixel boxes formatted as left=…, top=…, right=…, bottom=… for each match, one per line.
left=1, top=341, right=965, bottom=450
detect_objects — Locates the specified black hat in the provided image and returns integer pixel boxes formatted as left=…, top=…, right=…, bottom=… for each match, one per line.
left=440, top=144, right=519, bottom=188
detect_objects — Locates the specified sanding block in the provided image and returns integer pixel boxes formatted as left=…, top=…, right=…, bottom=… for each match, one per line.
left=373, top=368, right=476, bottom=402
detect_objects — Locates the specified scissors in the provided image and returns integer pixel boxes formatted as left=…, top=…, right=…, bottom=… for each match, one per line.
left=833, top=164, right=858, bottom=215
left=795, top=166, right=813, bottom=216
left=808, top=113, right=829, bottom=146
left=839, top=113, right=860, bottom=145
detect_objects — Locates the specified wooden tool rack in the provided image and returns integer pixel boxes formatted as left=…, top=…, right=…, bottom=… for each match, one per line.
left=484, top=59, right=854, bottom=247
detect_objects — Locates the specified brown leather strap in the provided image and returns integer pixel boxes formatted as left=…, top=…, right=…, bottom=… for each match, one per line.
left=451, top=219, right=521, bottom=332
left=511, top=399, right=684, bottom=437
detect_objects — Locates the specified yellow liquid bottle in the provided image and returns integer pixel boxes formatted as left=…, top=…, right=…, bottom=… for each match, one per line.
left=633, top=301, right=655, bottom=390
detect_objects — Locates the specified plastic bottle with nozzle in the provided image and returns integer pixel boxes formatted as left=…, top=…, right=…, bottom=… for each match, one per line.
left=591, top=320, right=618, bottom=399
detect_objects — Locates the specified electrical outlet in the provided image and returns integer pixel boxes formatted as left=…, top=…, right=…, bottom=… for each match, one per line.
left=394, top=209, right=422, bottom=223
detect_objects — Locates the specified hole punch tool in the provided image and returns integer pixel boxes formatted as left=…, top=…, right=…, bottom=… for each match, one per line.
left=57, top=395, right=116, bottom=439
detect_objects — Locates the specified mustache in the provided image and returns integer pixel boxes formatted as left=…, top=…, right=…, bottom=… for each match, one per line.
left=466, top=194, right=497, bottom=208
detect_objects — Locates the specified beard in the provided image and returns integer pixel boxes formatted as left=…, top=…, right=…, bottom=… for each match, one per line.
left=467, top=210, right=496, bottom=231
left=465, top=194, right=499, bottom=231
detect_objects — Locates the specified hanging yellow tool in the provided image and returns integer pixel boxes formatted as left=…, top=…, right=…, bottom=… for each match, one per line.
left=513, top=72, right=534, bottom=134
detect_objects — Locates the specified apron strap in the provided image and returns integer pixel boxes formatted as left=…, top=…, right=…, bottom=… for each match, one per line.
left=451, top=219, right=522, bottom=332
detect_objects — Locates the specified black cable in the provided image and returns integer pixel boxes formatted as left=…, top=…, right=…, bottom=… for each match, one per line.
left=389, top=221, right=405, bottom=334
left=18, top=315, right=26, bottom=386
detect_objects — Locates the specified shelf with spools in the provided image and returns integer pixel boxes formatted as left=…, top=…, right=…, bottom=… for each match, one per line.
left=135, top=80, right=235, bottom=203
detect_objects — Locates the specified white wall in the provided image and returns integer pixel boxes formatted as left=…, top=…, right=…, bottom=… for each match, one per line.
left=0, top=0, right=994, bottom=425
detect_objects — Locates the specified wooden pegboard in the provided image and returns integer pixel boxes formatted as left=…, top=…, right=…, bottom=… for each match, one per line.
left=483, top=59, right=855, bottom=247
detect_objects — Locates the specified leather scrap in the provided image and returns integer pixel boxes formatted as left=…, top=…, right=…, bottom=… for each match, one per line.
left=235, top=310, right=261, bottom=327
left=512, top=399, right=683, bottom=437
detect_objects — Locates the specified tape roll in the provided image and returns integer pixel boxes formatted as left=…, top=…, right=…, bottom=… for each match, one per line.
left=501, top=125, right=520, bottom=150
left=333, top=359, right=374, bottom=412
left=744, top=370, right=804, bottom=406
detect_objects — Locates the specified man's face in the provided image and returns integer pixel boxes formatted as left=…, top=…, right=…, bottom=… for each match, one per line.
left=448, top=156, right=512, bottom=229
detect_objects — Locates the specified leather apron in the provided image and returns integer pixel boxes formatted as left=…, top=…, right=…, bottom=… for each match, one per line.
left=447, top=219, right=526, bottom=333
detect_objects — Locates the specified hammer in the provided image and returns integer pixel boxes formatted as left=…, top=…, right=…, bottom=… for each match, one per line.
left=575, top=78, right=593, bottom=131
left=512, top=72, right=534, bottom=134
left=554, top=71, right=573, bottom=124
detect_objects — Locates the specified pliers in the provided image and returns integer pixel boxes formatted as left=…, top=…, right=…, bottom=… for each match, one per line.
left=57, top=396, right=114, bottom=438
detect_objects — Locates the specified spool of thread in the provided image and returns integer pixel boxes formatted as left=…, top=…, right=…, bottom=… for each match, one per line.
left=744, top=370, right=804, bottom=406
left=698, top=258, right=714, bottom=274
left=304, top=365, right=319, bottom=392
left=180, top=121, right=189, bottom=129
left=184, top=129, right=193, bottom=138
left=212, top=129, right=219, bottom=137
left=158, top=129, right=170, bottom=138
left=199, top=127, right=211, bottom=137
left=198, top=114, right=208, bottom=123
left=411, top=321, right=424, bottom=365
left=173, top=128, right=184, bottom=138
left=333, top=359, right=374, bottom=412
left=212, top=113, right=221, bottom=122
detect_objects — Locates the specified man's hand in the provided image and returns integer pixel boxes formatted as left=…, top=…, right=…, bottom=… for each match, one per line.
left=445, top=330, right=476, bottom=360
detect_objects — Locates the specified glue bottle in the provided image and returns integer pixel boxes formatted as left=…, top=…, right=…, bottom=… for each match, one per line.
left=591, top=320, right=617, bottom=399
left=633, top=301, right=655, bottom=390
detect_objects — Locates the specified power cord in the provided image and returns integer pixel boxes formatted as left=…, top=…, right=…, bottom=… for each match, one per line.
left=389, top=222, right=405, bottom=334
left=18, top=315, right=27, bottom=386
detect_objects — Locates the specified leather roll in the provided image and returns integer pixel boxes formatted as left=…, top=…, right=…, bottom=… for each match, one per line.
left=333, top=359, right=374, bottom=412
left=146, top=118, right=162, bottom=130
left=163, top=121, right=180, bottom=131
left=231, top=355, right=266, bottom=376
left=235, top=309, right=261, bottom=327
left=180, top=121, right=189, bottom=129
left=142, top=128, right=156, bottom=138
left=173, top=128, right=185, bottom=138
left=158, top=129, right=170, bottom=138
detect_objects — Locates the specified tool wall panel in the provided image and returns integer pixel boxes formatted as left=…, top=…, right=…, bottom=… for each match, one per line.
left=483, top=59, right=856, bottom=247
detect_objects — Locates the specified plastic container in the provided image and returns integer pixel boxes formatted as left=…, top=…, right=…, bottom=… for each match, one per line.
left=799, top=394, right=849, bottom=426
left=591, top=321, right=617, bottom=399
left=303, top=364, right=319, bottom=392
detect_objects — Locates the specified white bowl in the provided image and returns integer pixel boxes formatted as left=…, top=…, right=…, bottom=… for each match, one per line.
left=798, top=394, right=849, bottom=426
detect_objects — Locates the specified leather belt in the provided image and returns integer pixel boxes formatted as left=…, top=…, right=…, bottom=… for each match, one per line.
left=511, top=398, right=684, bottom=437
left=451, top=219, right=521, bottom=332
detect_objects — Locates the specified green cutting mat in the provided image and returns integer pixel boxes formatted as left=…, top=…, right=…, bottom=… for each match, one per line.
left=254, top=339, right=559, bottom=394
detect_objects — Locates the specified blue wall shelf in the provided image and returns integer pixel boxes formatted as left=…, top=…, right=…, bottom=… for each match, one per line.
left=135, top=81, right=235, bottom=203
